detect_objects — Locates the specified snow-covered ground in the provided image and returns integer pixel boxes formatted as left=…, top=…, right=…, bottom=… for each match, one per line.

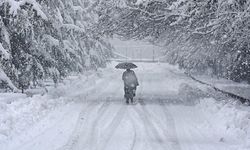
left=0, top=62, right=249, bottom=150
left=194, top=75, right=250, bottom=100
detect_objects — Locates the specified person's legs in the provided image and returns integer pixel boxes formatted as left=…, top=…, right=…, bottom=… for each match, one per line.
left=130, top=97, right=133, bottom=103
left=124, top=86, right=129, bottom=104
left=133, top=87, right=136, bottom=96
left=126, top=99, right=129, bottom=104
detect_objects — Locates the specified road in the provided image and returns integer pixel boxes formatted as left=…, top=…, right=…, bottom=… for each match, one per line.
left=8, top=62, right=241, bottom=150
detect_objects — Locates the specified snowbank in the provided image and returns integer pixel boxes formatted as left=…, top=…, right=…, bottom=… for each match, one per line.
left=194, top=75, right=250, bottom=100
left=0, top=68, right=112, bottom=143
left=0, top=94, right=66, bottom=142
left=196, top=98, right=250, bottom=150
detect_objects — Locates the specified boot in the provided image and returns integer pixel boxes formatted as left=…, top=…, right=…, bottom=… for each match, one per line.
left=126, top=98, right=129, bottom=104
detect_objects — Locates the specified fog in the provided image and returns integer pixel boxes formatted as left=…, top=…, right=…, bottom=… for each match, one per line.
left=110, top=38, right=164, bottom=60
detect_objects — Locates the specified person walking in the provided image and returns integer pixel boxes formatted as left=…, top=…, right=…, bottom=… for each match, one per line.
left=122, top=68, right=139, bottom=104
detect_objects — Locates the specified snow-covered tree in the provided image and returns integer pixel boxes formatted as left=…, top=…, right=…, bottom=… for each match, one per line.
left=0, top=0, right=113, bottom=92
left=97, top=0, right=250, bottom=82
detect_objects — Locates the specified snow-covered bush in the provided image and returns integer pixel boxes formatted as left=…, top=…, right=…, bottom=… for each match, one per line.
left=197, top=98, right=250, bottom=149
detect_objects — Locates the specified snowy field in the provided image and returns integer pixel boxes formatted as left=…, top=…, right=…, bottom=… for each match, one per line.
left=0, top=62, right=250, bottom=150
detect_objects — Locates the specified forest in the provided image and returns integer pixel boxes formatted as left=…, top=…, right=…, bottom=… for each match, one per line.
left=97, top=0, right=250, bottom=82
left=1, top=0, right=250, bottom=92
left=0, top=0, right=113, bottom=92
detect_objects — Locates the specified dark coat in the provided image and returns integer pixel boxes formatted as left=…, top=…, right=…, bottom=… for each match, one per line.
left=122, top=70, right=139, bottom=88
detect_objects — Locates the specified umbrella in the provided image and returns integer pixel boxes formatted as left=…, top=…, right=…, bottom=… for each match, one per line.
left=115, top=62, right=137, bottom=69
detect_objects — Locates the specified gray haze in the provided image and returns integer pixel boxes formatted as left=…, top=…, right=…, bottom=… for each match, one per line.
left=110, top=38, right=164, bottom=60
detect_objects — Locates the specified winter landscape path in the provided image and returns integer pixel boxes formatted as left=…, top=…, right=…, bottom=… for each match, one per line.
left=2, top=62, right=245, bottom=150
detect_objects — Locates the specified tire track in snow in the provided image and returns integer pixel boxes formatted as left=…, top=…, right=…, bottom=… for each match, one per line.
left=132, top=106, right=167, bottom=150
left=56, top=103, right=94, bottom=150
left=58, top=99, right=111, bottom=150
left=129, top=106, right=157, bottom=150
left=14, top=104, right=86, bottom=150
left=132, top=100, right=181, bottom=150
left=57, top=102, right=103, bottom=150
left=128, top=117, right=137, bottom=150
left=97, top=105, right=127, bottom=150
left=82, top=100, right=112, bottom=150
left=127, top=107, right=144, bottom=150
left=140, top=100, right=181, bottom=150
left=63, top=73, right=123, bottom=150
left=157, top=99, right=181, bottom=150
left=59, top=71, right=122, bottom=150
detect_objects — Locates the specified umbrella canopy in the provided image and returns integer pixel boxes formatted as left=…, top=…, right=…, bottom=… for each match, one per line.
left=115, top=62, right=137, bottom=69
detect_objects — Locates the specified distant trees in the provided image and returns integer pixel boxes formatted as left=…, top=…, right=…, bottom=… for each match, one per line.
left=97, top=0, right=250, bottom=82
left=0, top=0, right=112, bottom=92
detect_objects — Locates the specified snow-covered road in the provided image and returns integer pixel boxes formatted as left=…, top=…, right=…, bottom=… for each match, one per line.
left=1, top=62, right=247, bottom=150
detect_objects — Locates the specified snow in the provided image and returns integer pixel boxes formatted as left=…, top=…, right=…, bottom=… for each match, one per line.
left=0, top=68, right=18, bottom=91
left=61, top=24, right=85, bottom=33
left=56, top=8, right=64, bottom=23
left=0, top=43, right=9, bottom=59
left=1, top=26, right=10, bottom=46
left=196, top=98, right=250, bottom=149
left=194, top=75, right=250, bottom=100
left=135, top=0, right=147, bottom=5
left=73, top=6, right=84, bottom=12
left=2, top=0, right=48, bottom=20
left=0, top=62, right=249, bottom=150
left=0, top=69, right=109, bottom=146
left=42, top=34, right=60, bottom=47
